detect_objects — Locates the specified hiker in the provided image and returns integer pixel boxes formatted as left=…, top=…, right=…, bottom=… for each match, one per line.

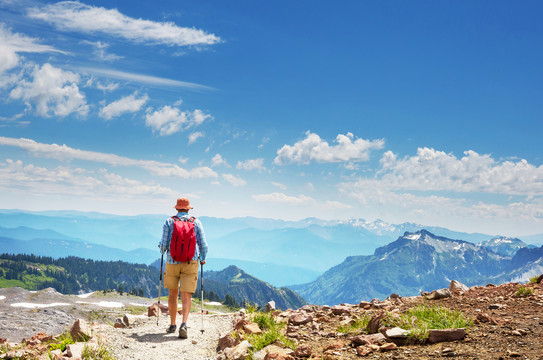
left=158, top=197, right=208, bottom=338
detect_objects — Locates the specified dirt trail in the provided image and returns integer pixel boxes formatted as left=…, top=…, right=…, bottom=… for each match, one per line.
left=99, top=313, right=235, bottom=360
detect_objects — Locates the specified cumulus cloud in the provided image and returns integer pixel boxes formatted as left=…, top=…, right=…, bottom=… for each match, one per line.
left=145, top=106, right=212, bottom=136
left=0, top=136, right=218, bottom=179
left=0, top=159, right=174, bottom=197
left=188, top=132, right=204, bottom=145
left=27, top=1, right=221, bottom=47
left=10, top=63, right=89, bottom=117
left=222, top=173, right=247, bottom=187
left=374, top=147, right=543, bottom=195
left=274, top=131, right=384, bottom=165
left=338, top=147, right=543, bottom=228
left=236, top=158, right=266, bottom=172
left=99, top=92, right=149, bottom=120
left=211, top=154, right=228, bottom=167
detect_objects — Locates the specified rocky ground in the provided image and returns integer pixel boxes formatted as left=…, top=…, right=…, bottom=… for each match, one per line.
left=1, top=281, right=542, bottom=360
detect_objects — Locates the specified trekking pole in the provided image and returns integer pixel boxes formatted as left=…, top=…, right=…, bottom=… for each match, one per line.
left=200, top=261, right=205, bottom=334
left=157, top=253, right=164, bottom=326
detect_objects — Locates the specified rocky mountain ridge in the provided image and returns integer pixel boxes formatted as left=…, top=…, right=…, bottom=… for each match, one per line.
left=293, top=229, right=543, bottom=305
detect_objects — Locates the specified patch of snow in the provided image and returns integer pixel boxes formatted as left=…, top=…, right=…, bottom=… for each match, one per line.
left=76, top=301, right=124, bottom=308
left=0, top=296, right=6, bottom=300
left=129, top=302, right=152, bottom=307
left=405, top=233, right=421, bottom=240
left=77, top=292, right=95, bottom=299
left=205, top=301, right=223, bottom=306
left=11, top=302, right=70, bottom=308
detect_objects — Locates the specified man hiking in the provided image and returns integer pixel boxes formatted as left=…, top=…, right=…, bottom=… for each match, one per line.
left=158, top=197, right=208, bottom=338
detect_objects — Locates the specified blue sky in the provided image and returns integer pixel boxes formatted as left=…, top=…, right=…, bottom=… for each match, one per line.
left=1, top=0, right=542, bottom=236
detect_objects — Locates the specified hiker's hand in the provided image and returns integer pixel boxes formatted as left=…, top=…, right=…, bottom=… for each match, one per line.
left=200, top=260, right=206, bottom=265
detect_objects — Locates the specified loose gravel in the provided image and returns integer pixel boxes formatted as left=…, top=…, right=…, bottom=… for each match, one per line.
left=99, top=313, right=235, bottom=360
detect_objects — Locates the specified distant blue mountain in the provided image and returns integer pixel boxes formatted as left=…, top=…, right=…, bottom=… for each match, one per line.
left=0, top=236, right=157, bottom=264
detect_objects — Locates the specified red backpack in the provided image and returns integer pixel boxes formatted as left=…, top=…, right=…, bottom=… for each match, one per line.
left=170, top=216, right=197, bottom=263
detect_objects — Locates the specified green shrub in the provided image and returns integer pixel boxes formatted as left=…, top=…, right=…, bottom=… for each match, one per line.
left=384, top=304, right=472, bottom=341
left=516, top=286, right=533, bottom=297
left=529, top=276, right=539, bottom=284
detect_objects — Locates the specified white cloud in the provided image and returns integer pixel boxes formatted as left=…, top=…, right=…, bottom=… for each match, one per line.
left=80, top=67, right=213, bottom=90
left=274, top=131, right=384, bottom=165
left=0, top=24, right=64, bottom=75
left=375, top=147, right=543, bottom=195
left=27, top=1, right=221, bottom=47
left=83, top=41, right=123, bottom=62
left=211, top=154, right=228, bottom=167
left=252, top=192, right=314, bottom=205
left=10, top=63, right=89, bottom=117
left=222, top=173, right=247, bottom=187
left=145, top=106, right=211, bottom=136
left=0, top=159, right=174, bottom=197
left=99, top=92, right=148, bottom=120
left=271, top=181, right=287, bottom=190
left=188, top=132, right=204, bottom=145
left=0, top=136, right=218, bottom=179
left=236, top=158, right=266, bottom=172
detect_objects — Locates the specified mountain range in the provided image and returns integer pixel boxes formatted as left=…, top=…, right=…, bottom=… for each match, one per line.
left=292, top=229, right=542, bottom=305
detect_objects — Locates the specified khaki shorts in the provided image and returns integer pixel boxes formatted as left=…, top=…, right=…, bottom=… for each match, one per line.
left=164, top=261, right=199, bottom=293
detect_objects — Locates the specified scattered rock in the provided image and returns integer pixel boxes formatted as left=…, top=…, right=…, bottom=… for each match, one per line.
left=449, top=280, right=469, bottom=294
left=367, top=311, right=385, bottom=334
left=243, top=322, right=262, bottom=334
left=427, top=288, right=452, bottom=300
left=330, top=305, right=351, bottom=316
left=350, top=333, right=386, bottom=346
left=289, top=313, right=313, bottom=326
left=262, top=345, right=295, bottom=360
left=293, top=344, right=312, bottom=358
left=385, top=327, right=409, bottom=339
left=70, top=319, right=92, bottom=342
left=266, top=301, right=276, bottom=312
left=218, top=333, right=239, bottom=351
left=428, top=328, right=466, bottom=343
left=224, top=340, right=251, bottom=360
left=380, top=342, right=397, bottom=351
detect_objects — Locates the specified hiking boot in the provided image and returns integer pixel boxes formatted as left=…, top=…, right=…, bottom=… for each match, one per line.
left=178, top=323, right=188, bottom=339
left=166, top=324, right=177, bottom=333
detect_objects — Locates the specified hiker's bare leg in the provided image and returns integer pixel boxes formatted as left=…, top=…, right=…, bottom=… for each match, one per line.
left=168, top=288, right=179, bottom=325
left=181, top=291, right=192, bottom=323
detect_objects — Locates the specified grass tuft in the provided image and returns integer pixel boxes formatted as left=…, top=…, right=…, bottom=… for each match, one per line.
left=245, top=310, right=296, bottom=352
left=48, top=331, right=75, bottom=352
left=529, top=276, right=539, bottom=284
left=515, top=286, right=533, bottom=297
left=384, top=304, right=472, bottom=341
left=337, top=313, right=371, bottom=334
left=81, top=343, right=116, bottom=360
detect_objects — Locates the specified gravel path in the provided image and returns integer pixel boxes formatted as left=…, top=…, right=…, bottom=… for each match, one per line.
left=99, top=313, right=235, bottom=360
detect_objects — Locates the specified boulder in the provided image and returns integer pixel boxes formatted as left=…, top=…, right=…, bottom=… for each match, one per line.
left=385, top=327, right=409, bottom=339
left=349, top=333, right=386, bottom=346
left=218, top=333, right=239, bottom=351
left=266, top=301, right=276, bottom=312
left=66, top=342, right=97, bottom=358
left=243, top=322, right=262, bottom=334
left=289, top=313, right=313, bottom=326
left=294, top=344, right=312, bottom=358
left=224, top=340, right=251, bottom=360
left=70, top=319, right=92, bottom=342
left=114, top=319, right=126, bottom=328
left=380, top=342, right=398, bottom=351
left=331, top=305, right=351, bottom=316
left=368, top=311, right=385, bottom=334
left=428, top=328, right=466, bottom=343
left=426, top=288, right=451, bottom=300
left=449, top=280, right=469, bottom=294
left=148, top=302, right=169, bottom=317
left=263, top=345, right=295, bottom=360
